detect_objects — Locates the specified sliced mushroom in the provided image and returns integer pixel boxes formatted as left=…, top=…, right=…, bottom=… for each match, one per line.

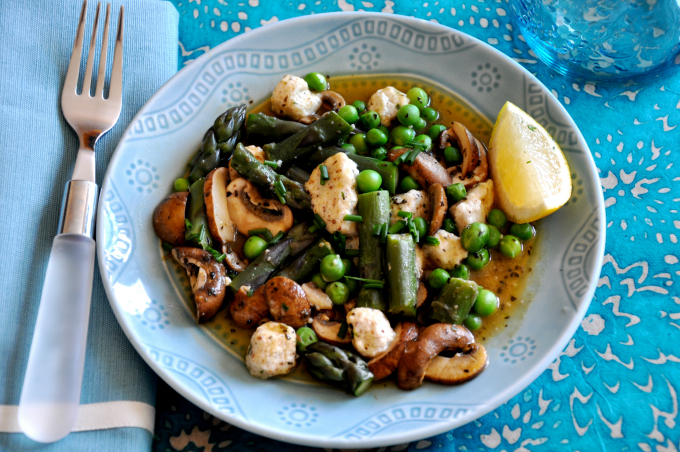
left=368, top=322, right=418, bottom=381
left=229, top=285, right=269, bottom=329
left=344, top=298, right=356, bottom=316
left=299, top=114, right=321, bottom=125
left=153, top=192, right=188, bottom=246
left=311, top=312, right=352, bottom=347
left=443, top=123, right=489, bottom=188
left=221, top=243, right=248, bottom=272
left=264, top=276, right=311, bottom=329
left=319, top=90, right=346, bottom=111
left=452, top=122, right=480, bottom=177
left=397, top=323, right=474, bottom=390
left=387, top=147, right=452, bottom=188
left=172, top=247, right=228, bottom=323
left=301, top=282, right=333, bottom=310
left=424, top=343, right=488, bottom=384
left=226, top=178, right=293, bottom=236
left=448, top=139, right=489, bottom=188
left=205, top=167, right=237, bottom=244
left=416, top=283, right=428, bottom=309
left=427, top=183, right=447, bottom=236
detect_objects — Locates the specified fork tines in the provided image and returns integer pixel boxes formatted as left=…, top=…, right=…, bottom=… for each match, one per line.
left=64, top=0, right=124, bottom=100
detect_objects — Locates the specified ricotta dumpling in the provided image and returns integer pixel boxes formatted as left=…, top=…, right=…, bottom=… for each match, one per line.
left=270, top=74, right=322, bottom=121
left=367, top=86, right=410, bottom=127
left=452, top=180, right=495, bottom=232
left=245, top=322, right=297, bottom=380
left=346, top=307, right=396, bottom=358
left=305, top=152, right=360, bottom=236
left=390, top=190, right=431, bottom=225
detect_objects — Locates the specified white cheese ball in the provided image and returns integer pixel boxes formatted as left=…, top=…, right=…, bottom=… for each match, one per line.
left=452, top=180, right=495, bottom=232
left=367, top=86, right=410, bottom=127
left=270, top=74, right=323, bottom=121
left=390, top=190, right=431, bottom=225
left=422, top=230, right=468, bottom=270
left=346, top=308, right=396, bottom=358
left=305, top=152, right=360, bottom=236
left=245, top=322, right=297, bottom=380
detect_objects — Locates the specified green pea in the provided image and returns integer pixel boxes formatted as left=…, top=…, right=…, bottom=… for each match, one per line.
left=391, top=125, right=416, bottom=146
left=464, top=314, right=483, bottom=331
left=413, top=217, right=428, bottom=239
left=311, top=273, right=327, bottom=290
left=466, top=248, right=490, bottom=271
left=461, top=222, right=489, bottom=253
left=320, top=254, right=345, bottom=282
left=174, top=177, right=190, bottom=192
left=341, top=258, right=353, bottom=275
left=338, top=105, right=359, bottom=124
left=352, top=100, right=366, bottom=113
left=360, top=111, right=381, bottom=130
left=487, top=209, right=507, bottom=229
left=326, top=281, right=350, bottom=305
left=450, top=264, right=470, bottom=280
left=500, top=235, right=522, bottom=258
left=243, top=236, right=268, bottom=260
left=296, top=326, right=318, bottom=353
left=413, top=134, right=433, bottom=151
left=341, top=143, right=357, bottom=154
left=446, top=183, right=467, bottom=202
left=377, top=125, right=390, bottom=136
left=303, top=72, right=328, bottom=92
left=413, top=116, right=427, bottom=131
left=474, top=289, right=499, bottom=317
left=510, top=223, right=536, bottom=241
left=428, top=268, right=450, bottom=289
left=349, top=133, right=369, bottom=155
left=397, top=104, right=421, bottom=127
left=487, top=225, right=501, bottom=249
left=400, top=176, right=421, bottom=192
left=366, top=128, right=389, bottom=147
left=344, top=277, right=359, bottom=295
left=420, top=107, right=439, bottom=123
left=444, top=146, right=463, bottom=165
left=443, top=218, right=457, bottom=234
left=407, top=87, right=429, bottom=110
left=427, top=124, right=447, bottom=141
left=370, top=146, right=388, bottom=161
left=356, top=169, right=382, bottom=193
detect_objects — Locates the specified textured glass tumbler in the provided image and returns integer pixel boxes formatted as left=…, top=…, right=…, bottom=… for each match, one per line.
left=510, top=0, right=680, bottom=82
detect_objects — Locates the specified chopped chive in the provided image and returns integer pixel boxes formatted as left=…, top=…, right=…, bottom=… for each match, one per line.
left=527, top=125, right=536, bottom=131
left=388, top=221, right=406, bottom=234
left=249, top=228, right=273, bottom=242
left=319, top=164, right=329, bottom=185
left=345, top=249, right=360, bottom=257
left=397, top=210, right=413, bottom=219
left=269, top=231, right=285, bottom=245
left=308, top=224, right=319, bottom=233
left=406, top=149, right=421, bottom=165
left=162, top=242, right=174, bottom=251
left=344, top=214, right=363, bottom=222
left=424, top=236, right=440, bottom=246
left=394, top=152, right=409, bottom=165
left=406, top=140, right=428, bottom=149
left=333, top=231, right=346, bottom=254
left=341, top=191, right=346, bottom=199
left=372, top=224, right=382, bottom=236
left=184, top=219, right=193, bottom=230
left=264, top=160, right=280, bottom=168
left=274, top=178, right=287, bottom=204
left=205, top=245, right=226, bottom=262
left=380, top=222, right=388, bottom=243
left=344, top=276, right=385, bottom=284
left=408, top=218, right=419, bottom=243
left=337, top=321, right=349, bottom=339
left=246, top=289, right=254, bottom=297
left=363, top=283, right=384, bottom=290
left=313, top=213, right=326, bottom=230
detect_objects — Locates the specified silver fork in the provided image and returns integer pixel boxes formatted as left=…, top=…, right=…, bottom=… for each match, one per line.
left=18, top=0, right=124, bottom=443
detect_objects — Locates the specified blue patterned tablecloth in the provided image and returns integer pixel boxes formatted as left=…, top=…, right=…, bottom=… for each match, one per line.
left=153, top=1, right=680, bottom=451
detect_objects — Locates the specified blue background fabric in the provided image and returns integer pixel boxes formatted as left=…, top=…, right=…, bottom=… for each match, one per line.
left=151, top=1, right=680, bottom=452
left=0, top=0, right=178, bottom=450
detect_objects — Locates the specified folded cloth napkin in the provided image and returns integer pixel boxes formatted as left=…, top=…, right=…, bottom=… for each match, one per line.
left=0, top=0, right=178, bottom=450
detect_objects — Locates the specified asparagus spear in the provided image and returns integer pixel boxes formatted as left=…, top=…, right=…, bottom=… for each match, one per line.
left=386, top=234, right=418, bottom=317
left=230, top=143, right=312, bottom=210
left=285, top=166, right=311, bottom=184
left=264, top=112, right=352, bottom=165
left=184, top=178, right=212, bottom=249
left=356, top=190, right=391, bottom=310
left=427, top=277, right=479, bottom=324
left=246, top=112, right=307, bottom=143
left=304, top=342, right=374, bottom=397
left=309, top=147, right=399, bottom=195
left=274, top=238, right=334, bottom=282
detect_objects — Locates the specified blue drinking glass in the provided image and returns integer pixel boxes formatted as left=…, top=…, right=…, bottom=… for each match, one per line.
left=510, top=0, right=680, bottom=82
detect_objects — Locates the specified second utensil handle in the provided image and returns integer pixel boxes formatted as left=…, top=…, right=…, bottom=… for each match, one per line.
left=18, top=233, right=96, bottom=443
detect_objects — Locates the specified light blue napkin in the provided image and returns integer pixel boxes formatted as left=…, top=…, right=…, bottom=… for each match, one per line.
left=0, top=0, right=178, bottom=450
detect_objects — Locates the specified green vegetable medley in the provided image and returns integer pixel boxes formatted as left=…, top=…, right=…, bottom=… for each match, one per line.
left=152, top=72, right=536, bottom=396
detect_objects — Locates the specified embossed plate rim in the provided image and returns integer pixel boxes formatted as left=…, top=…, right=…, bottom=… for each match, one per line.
left=97, top=12, right=606, bottom=448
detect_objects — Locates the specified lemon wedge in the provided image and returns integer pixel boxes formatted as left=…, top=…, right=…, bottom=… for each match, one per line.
left=488, top=102, right=572, bottom=223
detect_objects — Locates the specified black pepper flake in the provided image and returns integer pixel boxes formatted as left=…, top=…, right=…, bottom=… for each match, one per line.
left=511, top=296, right=517, bottom=301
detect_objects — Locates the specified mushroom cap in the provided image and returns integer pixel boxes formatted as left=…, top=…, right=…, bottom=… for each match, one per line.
left=424, top=343, right=488, bottom=385
left=264, top=276, right=311, bottom=329
left=311, top=313, right=352, bottom=347
left=205, top=167, right=237, bottom=245
left=427, top=183, right=447, bottom=236
left=318, top=90, right=346, bottom=111
left=226, top=178, right=293, bottom=237
left=444, top=123, right=489, bottom=188
left=153, top=192, right=188, bottom=246
left=368, top=322, right=418, bottom=381
left=301, top=282, right=334, bottom=311
left=171, top=246, right=228, bottom=323
left=397, top=323, right=474, bottom=390
left=387, top=147, right=452, bottom=188
left=230, top=285, right=269, bottom=329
